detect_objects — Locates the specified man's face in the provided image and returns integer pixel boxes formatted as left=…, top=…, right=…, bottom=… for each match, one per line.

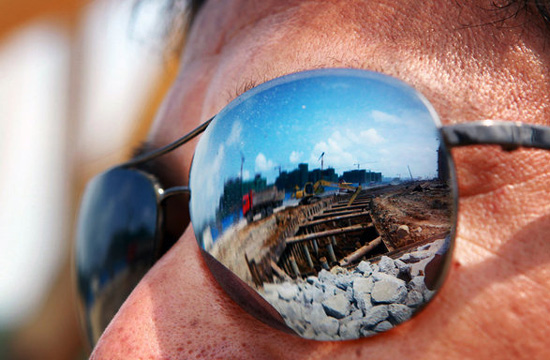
left=91, top=0, right=550, bottom=358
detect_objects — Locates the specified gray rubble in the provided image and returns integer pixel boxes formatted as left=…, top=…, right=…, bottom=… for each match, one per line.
left=259, top=238, right=446, bottom=340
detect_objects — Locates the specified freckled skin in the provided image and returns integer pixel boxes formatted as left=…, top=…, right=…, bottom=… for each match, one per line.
left=92, top=1, right=550, bottom=359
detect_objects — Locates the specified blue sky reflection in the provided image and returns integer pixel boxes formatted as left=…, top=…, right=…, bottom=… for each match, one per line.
left=190, top=69, right=441, bottom=232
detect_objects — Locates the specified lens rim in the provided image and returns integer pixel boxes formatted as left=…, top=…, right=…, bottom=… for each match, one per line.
left=188, top=68, right=459, bottom=340
left=76, top=66, right=550, bottom=344
left=74, top=166, right=167, bottom=346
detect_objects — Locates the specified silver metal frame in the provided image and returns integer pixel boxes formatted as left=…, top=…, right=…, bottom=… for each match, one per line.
left=120, top=119, right=550, bottom=201
left=441, top=120, right=550, bottom=151
left=123, top=117, right=213, bottom=167
left=121, top=118, right=213, bottom=200
left=78, top=117, right=550, bottom=345
left=127, top=118, right=550, bottom=165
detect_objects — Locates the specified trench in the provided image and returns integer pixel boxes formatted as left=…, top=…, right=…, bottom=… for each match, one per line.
left=276, top=193, right=387, bottom=279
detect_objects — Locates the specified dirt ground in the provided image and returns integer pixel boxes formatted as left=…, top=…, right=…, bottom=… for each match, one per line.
left=369, top=181, right=453, bottom=250
left=208, top=182, right=452, bottom=285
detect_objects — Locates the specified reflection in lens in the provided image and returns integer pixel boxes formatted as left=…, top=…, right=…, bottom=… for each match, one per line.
left=190, top=69, right=456, bottom=340
left=75, top=168, right=160, bottom=345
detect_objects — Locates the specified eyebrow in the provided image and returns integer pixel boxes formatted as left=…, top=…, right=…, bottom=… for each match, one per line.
left=467, top=0, right=550, bottom=29
left=127, top=0, right=550, bottom=183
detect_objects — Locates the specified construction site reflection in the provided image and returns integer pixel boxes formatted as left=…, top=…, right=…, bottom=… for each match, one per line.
left=189, top=70, right=456, bottom=340
left=198, top=175, right=454, bottom=340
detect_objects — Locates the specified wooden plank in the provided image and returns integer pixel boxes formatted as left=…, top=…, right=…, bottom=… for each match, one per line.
left=312, top=209, right=367, bottom=219
left=270, top=260, right=292, bottom=280
left=301, top=211, right=370, bottom=227
left=339, top=237, right=382, bottom=266
left=323, top=204, right=369, bottom=213
left=286, top=223, right=372, bottom=244
left=347, top=187, right=362, bottom=206
left=332, top=200, right=370, bottom=208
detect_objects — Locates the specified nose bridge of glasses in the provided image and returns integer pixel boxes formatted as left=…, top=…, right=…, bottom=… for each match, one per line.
left=159, top=185, right=191, bottom=201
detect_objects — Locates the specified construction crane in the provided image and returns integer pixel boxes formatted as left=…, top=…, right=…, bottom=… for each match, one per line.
left=353, top=161, right=378, bottom=170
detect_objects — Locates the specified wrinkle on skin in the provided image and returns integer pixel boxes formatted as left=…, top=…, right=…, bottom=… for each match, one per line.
left=195, top=0, right=550, bottom=121
left=459, top=162, right=550, bottom=238
left=92, top=0, right=550, bottom=359
left=453, top=146, right=550, bottom=197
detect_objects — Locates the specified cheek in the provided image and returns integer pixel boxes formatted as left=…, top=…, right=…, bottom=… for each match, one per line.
left=451, top=145, right=550, bottom=264
left=92, top=226, right=326, bottom=359
left=452, top=147, right=550, bottom=198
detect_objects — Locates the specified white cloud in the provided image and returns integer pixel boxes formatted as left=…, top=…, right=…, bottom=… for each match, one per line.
left=204, top=143, right=225, bottom=198
left=190, top=140, right=227, bottom=230
left=255, top=153, right=275, bottom=172
left=242, top=170, right=251, bottom=180
left=308, top=128, right=385, bottom=170
left=371, top=110, right=403, bottom=125
left=359, top=128, right=384, bottom=145
left=289, top=150, right=303, bottom=163
left=310, top=138, right=355, bottom=170
left=342, top=128, right=384, bottom=147
left=226, top=120, right=242, bottom=146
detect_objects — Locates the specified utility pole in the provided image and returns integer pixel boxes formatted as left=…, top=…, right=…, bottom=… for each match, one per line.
left=240, top=152, right=245, bottom=198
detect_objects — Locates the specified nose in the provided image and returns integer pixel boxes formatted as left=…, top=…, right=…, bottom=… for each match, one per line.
left=90, top=227, right=318, bottom=359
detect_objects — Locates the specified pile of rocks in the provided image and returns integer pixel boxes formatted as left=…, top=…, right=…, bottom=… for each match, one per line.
left=260, top=238, right=446, bottom=340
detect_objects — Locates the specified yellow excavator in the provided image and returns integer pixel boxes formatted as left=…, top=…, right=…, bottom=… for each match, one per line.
left=293, top=180, right=358, bottom=201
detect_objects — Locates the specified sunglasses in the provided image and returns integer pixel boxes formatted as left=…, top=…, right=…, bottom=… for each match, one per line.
left=75, top=68, right=550, bottom=345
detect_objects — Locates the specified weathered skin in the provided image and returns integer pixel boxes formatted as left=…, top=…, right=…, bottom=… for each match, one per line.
left=92, top=0, right=550, bottom=359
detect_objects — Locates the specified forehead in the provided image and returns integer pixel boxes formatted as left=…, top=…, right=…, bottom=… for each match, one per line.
left=149, top=0, right=550, bottom=151
left=189, top=4, right=541, bottom=111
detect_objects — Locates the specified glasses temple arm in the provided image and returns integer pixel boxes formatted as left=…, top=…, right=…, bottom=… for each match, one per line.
left=441, top=120, right=550, bottom=151
left=159, top=186, right=191, bottom=202
left=122, top=117, right=214, bottom=167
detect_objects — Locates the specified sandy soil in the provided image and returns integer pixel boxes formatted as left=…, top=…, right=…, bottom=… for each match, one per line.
left=369, top=181, right=453, bottom=249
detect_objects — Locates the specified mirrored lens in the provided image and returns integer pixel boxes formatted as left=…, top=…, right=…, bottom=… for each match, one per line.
left=190, top=69, right=457, bottom=340
left=75, top=167, right=160, bottom=345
